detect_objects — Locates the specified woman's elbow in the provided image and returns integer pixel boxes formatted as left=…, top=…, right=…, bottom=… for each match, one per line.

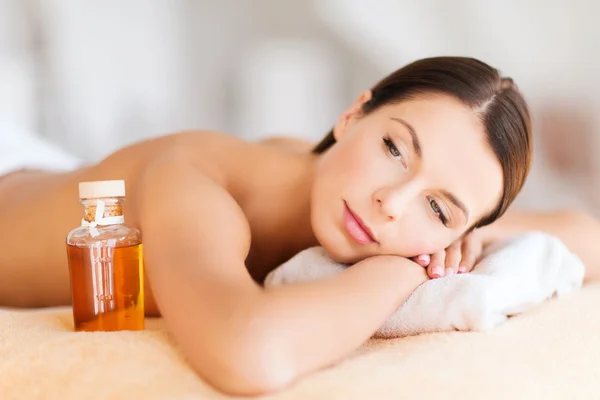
left=191, top=327, right=298, bottom=396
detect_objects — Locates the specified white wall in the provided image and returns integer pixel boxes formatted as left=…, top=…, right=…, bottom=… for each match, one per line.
left=1, top=0, right=598, bottom=212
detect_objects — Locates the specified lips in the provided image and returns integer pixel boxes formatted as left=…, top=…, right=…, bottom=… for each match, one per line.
left=342, top=201, right=377, bottom=245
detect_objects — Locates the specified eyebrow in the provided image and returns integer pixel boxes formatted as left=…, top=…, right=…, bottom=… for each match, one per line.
left=390, top=117, right=422, bottom=158
left=440, top=189, right=470, bottom=222
left=390, top=117, right=469, bottom=222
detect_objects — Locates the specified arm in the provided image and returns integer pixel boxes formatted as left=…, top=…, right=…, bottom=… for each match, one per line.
left=479, top=209, right=600, bottom=283
left=138, top=148, right=428, bottom=396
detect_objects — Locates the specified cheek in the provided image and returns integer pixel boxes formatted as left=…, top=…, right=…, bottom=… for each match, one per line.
left=320, top=141, right=382, bottom=193
left=340, top=143, right=389, bottom=193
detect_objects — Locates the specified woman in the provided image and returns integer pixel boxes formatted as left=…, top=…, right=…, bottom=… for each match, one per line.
left=0, top=57, right=598, bottom=395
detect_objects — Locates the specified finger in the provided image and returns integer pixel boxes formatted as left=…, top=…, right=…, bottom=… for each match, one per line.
left=444, top=241, right=462, bottom=276
left=459, top=233, right=483, bottom=273
left=427, top=251, right=446, bottom=279
left=412, top=254, right=431, bottom=267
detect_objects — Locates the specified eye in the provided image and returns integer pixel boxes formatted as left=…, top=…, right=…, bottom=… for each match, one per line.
left=382, top=135, right=407, bottom=168
left=428, top=197, right=449, bottom=227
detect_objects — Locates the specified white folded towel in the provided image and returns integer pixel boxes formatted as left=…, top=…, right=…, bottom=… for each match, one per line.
left=264, top=232, right=585, bottom=338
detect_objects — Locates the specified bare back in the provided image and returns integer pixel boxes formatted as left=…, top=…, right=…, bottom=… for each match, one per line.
left=0, top=131, right=318, bottom=311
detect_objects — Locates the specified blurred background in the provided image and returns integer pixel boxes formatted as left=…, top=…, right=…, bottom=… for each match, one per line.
left=1, top=0, right=599, bottom=214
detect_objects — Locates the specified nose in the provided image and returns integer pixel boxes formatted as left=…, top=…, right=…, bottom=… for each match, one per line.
left=373, top=180, right=422, bottom=222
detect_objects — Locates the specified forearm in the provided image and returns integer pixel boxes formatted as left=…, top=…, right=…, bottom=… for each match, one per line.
left=260, top=255, right=428, bottom=382
left=150, top=250, right=426, bottom=395
left=480, top=209, right=600, bottom=282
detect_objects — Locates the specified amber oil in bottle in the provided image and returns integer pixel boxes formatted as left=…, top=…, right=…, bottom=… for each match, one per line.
left=66, top=180, right=144, bottom=331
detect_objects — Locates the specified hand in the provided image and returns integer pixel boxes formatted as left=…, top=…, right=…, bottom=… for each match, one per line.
left=412, top=229, right=483, bottom=279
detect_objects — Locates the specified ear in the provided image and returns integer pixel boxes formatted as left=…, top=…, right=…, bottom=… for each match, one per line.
left=333, top=90, right=373, bottom=141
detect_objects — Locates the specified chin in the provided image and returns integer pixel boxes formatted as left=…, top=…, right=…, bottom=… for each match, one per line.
left=323, top=244, right=354, bottom=264
left=311, top=199, right=367, bottom=264
left=314, top=229, right=366, bottom=264
left=313, top=227, right=345, bottom=262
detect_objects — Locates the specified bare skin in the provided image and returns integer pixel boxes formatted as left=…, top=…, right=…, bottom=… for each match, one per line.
left=1, top=93, right=599, bottom=395
left=0, top=131, right=431, bottom=393
left=0, top=132, right=322, bottom=311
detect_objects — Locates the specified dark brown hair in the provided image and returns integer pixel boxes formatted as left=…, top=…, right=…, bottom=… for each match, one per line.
left=313, top=56, right=532, bottom=229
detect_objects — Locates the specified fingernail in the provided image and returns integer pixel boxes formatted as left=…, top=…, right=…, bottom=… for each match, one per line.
left=431, top=265, right=443, bottom=277
left=458, top=266, right=467, bottom=274
left=445, top=268, right=455, bottom=277
left=417, top=254, right=430, bottom=264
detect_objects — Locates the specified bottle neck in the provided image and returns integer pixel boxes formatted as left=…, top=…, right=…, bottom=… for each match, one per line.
left=81, top=198, right=125, bottom=225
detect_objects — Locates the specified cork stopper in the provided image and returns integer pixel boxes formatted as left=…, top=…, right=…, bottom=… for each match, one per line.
left=79, top=180, right=126, bottom=199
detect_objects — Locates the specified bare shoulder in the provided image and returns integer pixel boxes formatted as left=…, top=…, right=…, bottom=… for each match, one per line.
left=129, top=130, right=315, bottom=166
left=258, top=136, right=316, bottom=154
left=168, top=130, right=244, bottom=148
left=89, top=130, right=246, bottom=184
left=138, top=145, right=252, bottom=251
left=135, top=146, right=254, bottom=281
left=104, top=130, right=242, bottom=163
left=130, top=143, right=254, bottom=315
left=172, top=131, right=316, bottom=158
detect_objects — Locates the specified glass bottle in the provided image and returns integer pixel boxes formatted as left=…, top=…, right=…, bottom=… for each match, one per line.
left=66, top=180, right=144, bottom=332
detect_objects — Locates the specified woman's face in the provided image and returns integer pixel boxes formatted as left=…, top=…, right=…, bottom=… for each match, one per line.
left=311, top=92, right=503, bottom=264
